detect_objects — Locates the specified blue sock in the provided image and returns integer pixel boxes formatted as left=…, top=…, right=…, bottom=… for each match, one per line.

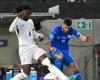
left=54, top=58, right=62, bottom=70
left=74, top=69, right=82, bottom=80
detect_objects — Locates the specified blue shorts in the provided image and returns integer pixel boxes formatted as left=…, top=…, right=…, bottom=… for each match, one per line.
left=49, top=49, right=75, bottom=65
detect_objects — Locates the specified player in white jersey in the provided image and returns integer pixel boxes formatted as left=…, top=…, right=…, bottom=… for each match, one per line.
left=9, top=4, right=78, bottom=80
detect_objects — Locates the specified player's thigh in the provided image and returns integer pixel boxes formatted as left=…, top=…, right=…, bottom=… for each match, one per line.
left=32, top=46, right=47, bottom=61
left=19, top=46, right=33, bottom=65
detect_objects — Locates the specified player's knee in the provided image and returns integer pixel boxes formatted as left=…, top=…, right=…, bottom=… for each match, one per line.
left=38, top=54, right=52, bottom=67
left=55, top=53, right=63, bottom=59
left=22, top=65, right=31, bottom=75
left=38, top=54, right=48, bottom=64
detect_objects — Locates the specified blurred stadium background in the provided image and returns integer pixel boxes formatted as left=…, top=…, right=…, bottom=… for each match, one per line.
left=0, top=0, right=100, bottom=80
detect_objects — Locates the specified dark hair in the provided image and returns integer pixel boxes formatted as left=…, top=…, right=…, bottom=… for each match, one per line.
left=63, top=18, right=72, bottom=26
left=15, top=4, right=32, bottom=13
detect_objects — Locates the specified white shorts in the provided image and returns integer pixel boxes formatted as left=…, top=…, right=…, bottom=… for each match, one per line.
left=19, top=45, right=47, bottom=65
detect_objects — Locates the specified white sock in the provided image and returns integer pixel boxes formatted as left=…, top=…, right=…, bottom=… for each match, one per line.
left=41, top=58, right=68, bottom=80
left=10, top=72, right=28, bottom=80
left=48, top=65, right=67, bottom=80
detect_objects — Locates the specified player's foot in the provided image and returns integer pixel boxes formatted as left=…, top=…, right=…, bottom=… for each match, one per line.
left=66, top=74, right=79, bottom=80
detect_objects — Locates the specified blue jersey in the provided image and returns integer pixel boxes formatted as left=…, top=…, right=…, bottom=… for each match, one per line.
left=48, top=25, right=81, bottom=50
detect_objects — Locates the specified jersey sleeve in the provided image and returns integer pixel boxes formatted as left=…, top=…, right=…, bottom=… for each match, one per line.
left=28, top=19, right=35, bottom=29
left=9, top=17, right=18, bottom=32
left=33, top=30, right=44, bottom=39
left=48, top=26, right=57, bottom=41
left=70, top=27, right=81, bottom=38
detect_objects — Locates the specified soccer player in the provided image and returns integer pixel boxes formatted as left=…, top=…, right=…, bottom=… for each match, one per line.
left=47, top=18, right=93, bottom=80
left=9, top=4, right=77, bottom=80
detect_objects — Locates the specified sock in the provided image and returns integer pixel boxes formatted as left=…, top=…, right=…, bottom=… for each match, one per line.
left=55, top=58, right=62, bottom=70
left=10, top=72, right=28, bottom=80
left=48, top=65, right=67, bottom=80
left=74, top=69, right=82, bottom=80
left=41, top=57, right=68, bottom=80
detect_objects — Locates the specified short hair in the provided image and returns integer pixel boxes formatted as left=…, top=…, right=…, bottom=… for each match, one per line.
left=15, top=4, right=32, bottom=13
left=63, top=18, right=72, bottom=26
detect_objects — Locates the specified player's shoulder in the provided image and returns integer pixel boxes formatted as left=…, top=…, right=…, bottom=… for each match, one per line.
left=28, top=19, right=34, bottom=25
left=69, top=26, right=76, bottom=31
left=28, top=19, right=33, bottom=23
left=52, top=25, right=62, bottom=34
left=27, top=19, right=34, bottom=28
left=55, top=24, right=62, bottom=28
left=54, top=24, right=62, bottom=30
left=69, top=26, right=78, bottom=34
left=16, top=18, right=26, bottom=26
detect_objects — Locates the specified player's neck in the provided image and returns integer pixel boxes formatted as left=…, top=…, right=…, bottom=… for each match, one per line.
left=20, top=17, right=29, bottom=21
left=62, top=27, right=68, bottom=33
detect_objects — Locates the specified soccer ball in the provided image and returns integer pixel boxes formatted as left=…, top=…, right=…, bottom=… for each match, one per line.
left=44, top=73, right=59, bottom=80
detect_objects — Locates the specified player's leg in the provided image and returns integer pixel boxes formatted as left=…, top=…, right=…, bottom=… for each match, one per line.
left=38, top=54, right=67, bottom=80
left=63, top=50, right=82, bottom=80
left=10, top=46, right=32, bottom=80
left=41, top=56, right=80, bottom=80
left=68, top=62, right=81, bottom=80
left=49, top=50, right=63, bottom=70
left=33, top=47, right=68, bottom=80
left=10, top=64, right=31, bottom=80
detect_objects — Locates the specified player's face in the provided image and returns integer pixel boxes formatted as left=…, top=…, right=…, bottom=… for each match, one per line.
left=62, top=24, right=71, bottom=32
left=19, top=10, right=32, bottom=18
left=24, top=10, right=32, bottom=17
left=19, top=10, right=32, bottom=21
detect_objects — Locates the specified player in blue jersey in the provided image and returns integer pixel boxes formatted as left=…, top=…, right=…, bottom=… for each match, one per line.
left=47, top=18, right=92, bottom=80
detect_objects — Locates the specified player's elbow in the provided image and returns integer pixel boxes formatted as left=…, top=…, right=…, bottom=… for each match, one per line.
left=9, top=28, right=14, bottom=32
left=37, top=33, right=43, bottom=39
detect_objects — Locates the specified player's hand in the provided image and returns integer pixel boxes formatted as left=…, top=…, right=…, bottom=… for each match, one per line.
left=39, top=34, right=44, bottom=41
left=86, top=34, right=93, bottom=41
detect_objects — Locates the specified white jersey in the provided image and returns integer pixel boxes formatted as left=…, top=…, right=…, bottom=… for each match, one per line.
left=9, top=17, right=43, bottom=46
left=15, top=19, right=36, bottom=46
left=9, top=17, right=46, bottom=65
